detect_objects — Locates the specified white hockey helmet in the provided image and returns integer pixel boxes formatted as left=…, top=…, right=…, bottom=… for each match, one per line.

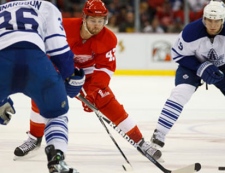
left=203, top=0, right=225, bottom=23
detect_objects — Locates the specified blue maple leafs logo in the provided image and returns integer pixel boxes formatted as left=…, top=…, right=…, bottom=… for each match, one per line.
left=202, top=48, right=224, bottom=66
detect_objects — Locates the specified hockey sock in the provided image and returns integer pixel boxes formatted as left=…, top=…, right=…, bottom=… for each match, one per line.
left=44, top=114, right=68, bottom=153
left=156, top=99, right=183, bottom=135
left=126, top=125, right=143, bottom=143
left=30, top=120, right=45, bottom=138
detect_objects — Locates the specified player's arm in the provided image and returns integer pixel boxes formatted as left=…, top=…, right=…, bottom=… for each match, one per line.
left=175, top=54, right=201, bottom=71
left=83, top=48, right=116, bottom=112
left=50, top=50, right=74, bottom=80
left=85, top=28, right=117, bottom=94
left=50, top=51, right=85, bottom=98
left=171, top=31, right=201, bottom=71
left=91, top=51, right=115, bottom=88
left=43, top=4, right=85, bottom=97
left=42, top=4, right=74, bottom=79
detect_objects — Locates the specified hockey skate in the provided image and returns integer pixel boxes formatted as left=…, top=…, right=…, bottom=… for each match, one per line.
left=14, top=131, right=42, bottom=160
left=150, top=129, right=165, bottom=148
left=137, top=138, right=162, bottom=160
left=45, top=145, right=78, bottom=173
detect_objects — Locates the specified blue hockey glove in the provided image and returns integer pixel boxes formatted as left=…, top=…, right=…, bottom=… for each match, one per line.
left=197, top=61, right=224, bottom=84
left=0, top=97, right=15, bottom=125
left=65, top=68, right=85, bottom=98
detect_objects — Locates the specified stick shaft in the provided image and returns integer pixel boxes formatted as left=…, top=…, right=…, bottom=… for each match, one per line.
left=78, top=95, right=131, bottom=166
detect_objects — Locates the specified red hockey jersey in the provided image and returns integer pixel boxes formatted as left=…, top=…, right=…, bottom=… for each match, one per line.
left=63, top=18, right=117, bottom=90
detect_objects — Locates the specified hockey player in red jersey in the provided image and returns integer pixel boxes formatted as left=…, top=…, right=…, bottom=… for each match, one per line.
left=14, top=0, right=162, bottom=161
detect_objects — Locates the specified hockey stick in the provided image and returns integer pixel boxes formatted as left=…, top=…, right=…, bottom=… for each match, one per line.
left=77, top=94, right=132, bottom=170
left=78, top=95, right=201, bottom=173
left=99, top=116, right=202, bottom=173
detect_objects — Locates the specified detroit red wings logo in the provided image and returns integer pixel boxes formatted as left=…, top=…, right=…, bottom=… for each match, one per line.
left=74, top=54, right=94, bottom=63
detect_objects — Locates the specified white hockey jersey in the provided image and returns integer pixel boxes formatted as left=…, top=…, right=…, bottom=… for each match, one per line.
left=171, top=18, right=225, bottom=70
left=0, top=0, right=70, bottom=57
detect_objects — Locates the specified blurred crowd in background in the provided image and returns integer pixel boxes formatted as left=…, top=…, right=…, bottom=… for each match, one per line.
left=57, top=0, right=212, bottom=33
left=3, top=0, right=225, bottom=33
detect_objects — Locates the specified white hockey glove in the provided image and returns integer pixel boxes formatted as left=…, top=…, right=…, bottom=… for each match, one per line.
left=0, top=97, right=15, bottom=125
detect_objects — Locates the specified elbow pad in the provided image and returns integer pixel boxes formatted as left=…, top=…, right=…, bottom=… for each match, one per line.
left=50, top=50, right=74, bottom=80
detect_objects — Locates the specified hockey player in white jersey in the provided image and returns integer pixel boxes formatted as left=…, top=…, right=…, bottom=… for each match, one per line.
left=150, top=0, right=225, bottom=148
left=0, top=0, right=85, bottom=173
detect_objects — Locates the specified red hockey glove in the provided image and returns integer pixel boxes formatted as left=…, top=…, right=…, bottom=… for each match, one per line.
left=82, top=101, right=93, bottom=112
left=82, top=90, right=97, bottom=112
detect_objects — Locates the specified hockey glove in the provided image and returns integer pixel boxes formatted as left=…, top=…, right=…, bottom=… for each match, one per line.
left=78, top=91, right=94, bottom=112
left=82, top=87, right=113, bottom=113
left=197, top=61, right=224, bottom=84
left=65, top=68, right=85, bottom=98
left=79, top=89, right=98, bottom=113
left=82, top=98, right=94, bottom=112
left=0, top=97, right=15, bottom=125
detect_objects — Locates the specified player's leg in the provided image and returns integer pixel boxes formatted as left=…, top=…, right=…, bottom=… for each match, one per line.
left=82, top=82, right=161, bottom=160
left=30, top=100, right=45, bottom=139
left=39, top=87, right=75, bottom=173
left=150, top=65, right=201, bottom=148
left=14, top=100, right=45, bottom=159
left=0, top=48, right=15, bottom=99
left=25, top=48, right=77, bottom=172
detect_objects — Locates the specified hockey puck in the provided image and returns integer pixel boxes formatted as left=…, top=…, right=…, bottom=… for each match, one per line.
left=219, top=167, right=225, bottom=171
left=195, top=163, right=201, bottom=171
left=122, top=163, right=133, bottom=171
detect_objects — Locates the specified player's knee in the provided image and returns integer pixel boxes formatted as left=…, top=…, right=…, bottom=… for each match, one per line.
left=99, top=99, right=128, bottom=125
left=94, top=87, right=115, bottom=109
left=39, top=81, right=69, bottom=118
left=40, top=107, right=68, bottom=119
left=169, top=84, right=196, bottom=105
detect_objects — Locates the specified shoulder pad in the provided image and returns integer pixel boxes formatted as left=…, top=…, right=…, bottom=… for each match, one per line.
left=182, top=18, right=208, bottom=42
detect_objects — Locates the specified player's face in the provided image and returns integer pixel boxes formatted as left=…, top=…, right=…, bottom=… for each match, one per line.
left=205, top=18, right=223, bottom=35
left=86, top=16, right=105, bottom=35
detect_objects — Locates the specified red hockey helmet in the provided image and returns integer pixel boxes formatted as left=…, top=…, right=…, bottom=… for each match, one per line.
left=83, top=0, right=108, bottom=17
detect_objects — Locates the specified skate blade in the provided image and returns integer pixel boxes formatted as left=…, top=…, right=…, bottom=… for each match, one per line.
left=13, top=147, right=41, bottom=161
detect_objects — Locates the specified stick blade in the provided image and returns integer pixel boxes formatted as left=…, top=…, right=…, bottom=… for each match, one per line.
left=172, top=163, right=201, bottom=173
